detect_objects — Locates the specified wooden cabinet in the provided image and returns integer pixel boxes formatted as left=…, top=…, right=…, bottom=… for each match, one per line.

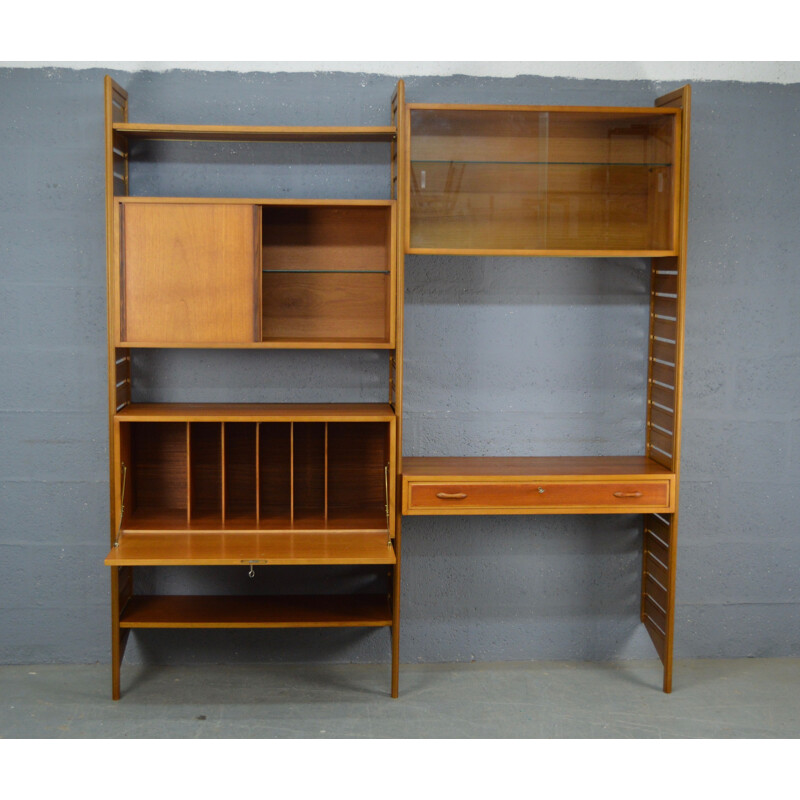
left=103, top=78, right=405, bottom=700
left=117, top=199, right=395, bottom=348
left=407, top=106, right=679, bottom=255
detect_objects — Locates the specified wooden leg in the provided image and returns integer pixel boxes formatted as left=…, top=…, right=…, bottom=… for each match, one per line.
left=390, top=515, right=401, bottom=698
left=111, top=625, right=129, bottom=701
left=111, top=566, right=132, bottom=700
left=663, top=656, right=673, bottom=694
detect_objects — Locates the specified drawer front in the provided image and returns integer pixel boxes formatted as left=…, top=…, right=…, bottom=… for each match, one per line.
left=406, top=480, right=671, bottom=514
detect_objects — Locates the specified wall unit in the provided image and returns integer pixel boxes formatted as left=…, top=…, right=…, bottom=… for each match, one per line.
left=103, top=78, right=405, bottom=699
left=103, top=76, right=688, bottom=698
left=398, top=91, right=690, bottom=693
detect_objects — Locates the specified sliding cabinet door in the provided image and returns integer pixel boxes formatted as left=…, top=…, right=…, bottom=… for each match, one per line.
left=120, top=202, right=260, bottom=345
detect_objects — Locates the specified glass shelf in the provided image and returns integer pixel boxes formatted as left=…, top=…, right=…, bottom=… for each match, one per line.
left=262, top=269, right=390, bottom=274
left=412, top=159, right=672, bottom=168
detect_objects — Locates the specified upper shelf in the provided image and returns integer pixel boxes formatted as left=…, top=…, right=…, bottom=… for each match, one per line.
left=401, top=455, right=675, bottom=479
left=412, top=160, right=673, bottom=168
left=115, top=402, right=397, bottom=422
left=406, top=104, right=680, bottom=255
left=113, top=122, right=396, bottom=143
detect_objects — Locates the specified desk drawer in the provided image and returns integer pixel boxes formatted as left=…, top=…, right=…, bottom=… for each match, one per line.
left=405, top=480, right=671, bottom=514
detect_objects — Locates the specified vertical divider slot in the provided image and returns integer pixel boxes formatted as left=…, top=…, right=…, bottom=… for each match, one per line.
left=128, top=421, right=188, bottom=528
left=189, top=422, right=223, bottom=526
left=292, top=422, right=326, bottom=525
left=224, top=422, right=259, bottom=525
left=258, top=422, right=292, bottom=529
left=327, top=422, right=389, bottom=528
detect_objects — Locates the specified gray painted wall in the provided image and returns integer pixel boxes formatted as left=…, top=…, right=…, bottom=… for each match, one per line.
left=1, top=67, right=798, bottom=670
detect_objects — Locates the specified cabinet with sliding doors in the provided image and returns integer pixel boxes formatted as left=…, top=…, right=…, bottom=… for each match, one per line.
left=103, top=78, right=406, bottom=699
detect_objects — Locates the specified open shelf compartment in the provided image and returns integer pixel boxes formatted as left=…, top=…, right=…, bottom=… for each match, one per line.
left=119, top=594, right=392, bottom=628
left=261, top=202, right=395, bottom=346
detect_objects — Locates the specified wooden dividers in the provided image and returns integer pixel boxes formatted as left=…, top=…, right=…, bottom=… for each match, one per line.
left=119, top=420, right=391, bottom=533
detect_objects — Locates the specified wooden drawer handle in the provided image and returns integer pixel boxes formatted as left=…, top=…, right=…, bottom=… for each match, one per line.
left=436, top=492, right=467, bottom=500
left=613, top=491, right=643, bottom=498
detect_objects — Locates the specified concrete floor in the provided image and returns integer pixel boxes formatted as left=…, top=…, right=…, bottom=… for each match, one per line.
left=1, top=658, right=798, bottom=738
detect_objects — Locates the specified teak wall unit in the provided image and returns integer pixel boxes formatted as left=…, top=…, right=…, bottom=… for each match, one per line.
left=103, top=77, right=405, bottom=699
left=398, top=89, right=690, bottom=694
left=103, top=76, right=689, bottom=698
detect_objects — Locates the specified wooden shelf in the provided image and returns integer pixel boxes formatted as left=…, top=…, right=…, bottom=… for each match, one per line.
left=117, top=197, right=394, bottom=207
left=115, top=403, right=396, bottom=422
left=406, top=247, right=677, bottom=258
left=121, top=510, right=390, bottom=534
left=105, top=531, right=396, bottom=566
left=113, top=122, right=396, bottom=143
left=118, top=340, right=396, bottom=350
left=120, top=594, right=392, bottom=628
left=402, top=455, right=675, bottom=479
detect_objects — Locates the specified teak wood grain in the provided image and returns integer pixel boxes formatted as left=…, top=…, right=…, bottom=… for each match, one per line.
left=105, top=77, right=405, bottom=700
left=104, top=75, right=690, bottom=699
left=105, top=531, right=397, bottom=566
left=116, top=412, right=396, bottom=541
left=406, top=480, right=672, bottom=514
left=120, top=202, right=260, bottom=344
left=115, top=402, right=396, bottom=422
left=113, top=122, right=397, bottom=142
left=262, top=272, right=389, bottom=343
left=402, top=455, right=674, bottom=478
left=120, top=594, right=392, bottom=628
left=402, top=456, right=675, bottom=515
left=405, top=104, right=679, bottom=255
left=640, top=84, right=691, bottom=694
left=119, top=509, right=389, bottom=534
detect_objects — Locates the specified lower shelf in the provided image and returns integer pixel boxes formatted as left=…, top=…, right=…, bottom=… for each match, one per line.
left=105, top=531, right=396, bottom=566
left=121, top=511, right=389, bottom=534
left=120, top=594, right=392, bottom=628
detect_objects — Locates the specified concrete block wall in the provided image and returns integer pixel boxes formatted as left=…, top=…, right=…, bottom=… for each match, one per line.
left=0, top=66, right=798, bottom=669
